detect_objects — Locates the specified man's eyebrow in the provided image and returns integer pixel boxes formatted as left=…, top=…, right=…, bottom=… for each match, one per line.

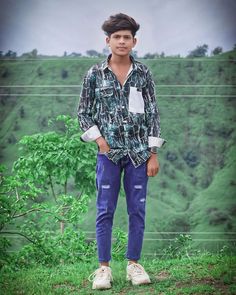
left=113, top=34, right=132, bottom=38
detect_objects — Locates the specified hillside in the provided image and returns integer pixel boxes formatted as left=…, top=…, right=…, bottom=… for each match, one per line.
left=0, top=51, right=236, bottom=253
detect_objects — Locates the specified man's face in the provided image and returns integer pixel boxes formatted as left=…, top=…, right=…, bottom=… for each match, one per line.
left=106, top=30, right=137, bottom=57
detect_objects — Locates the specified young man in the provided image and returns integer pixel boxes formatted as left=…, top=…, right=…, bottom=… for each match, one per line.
left=78, top=13, right=165, bottom=290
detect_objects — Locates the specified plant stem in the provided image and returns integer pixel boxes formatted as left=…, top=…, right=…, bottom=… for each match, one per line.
left=48, top=174, right=57, bottom=202
left=0, top=231, right=36, bottom=244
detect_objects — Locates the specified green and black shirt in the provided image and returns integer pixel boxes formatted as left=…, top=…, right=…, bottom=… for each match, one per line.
left=78, top=55, right=165, bottom=167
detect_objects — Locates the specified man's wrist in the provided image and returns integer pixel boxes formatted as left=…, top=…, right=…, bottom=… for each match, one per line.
left=151, top=151, right=158, bottom=155
left=149, top=147, right=158, bottom=154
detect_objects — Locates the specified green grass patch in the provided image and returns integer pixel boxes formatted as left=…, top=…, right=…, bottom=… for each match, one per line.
left=1, top=255, right=235, bottom=294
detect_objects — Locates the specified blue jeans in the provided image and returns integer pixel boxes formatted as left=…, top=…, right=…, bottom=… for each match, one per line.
left=95, top=153, right=148, bottom=262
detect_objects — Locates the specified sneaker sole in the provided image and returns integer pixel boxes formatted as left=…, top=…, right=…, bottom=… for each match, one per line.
left=126, top=275, right=151, bottom=285
left=92, top=282, right=112, bottom=290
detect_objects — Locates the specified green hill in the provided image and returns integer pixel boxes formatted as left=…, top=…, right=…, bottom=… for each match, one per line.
left=0, top=51, right=236, bottom=253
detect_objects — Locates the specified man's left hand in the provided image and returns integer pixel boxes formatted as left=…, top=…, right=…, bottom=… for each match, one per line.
left=147, top=153, right=160, bottom=177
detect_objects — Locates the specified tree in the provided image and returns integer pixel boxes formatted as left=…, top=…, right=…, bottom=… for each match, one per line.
left=31, top=49, right=37, bottom=58
left=61, top=69, right=68, bottom=79
left=187, top=44, right=209, bottom=58
left=4, top=50, right=17, bottom=58
left=160, top=51, right=165, bottom=58
left=68, top=52, right=82, bottom=57
left=20, top=106, right=25, bottom=118
left=0, top=115, right=97, bottom=266
left=20, top=49, right=38, bottom=59
left=212, top=47, right=223, bottom=56
left=86, top=49, right=101, bottom=57
left=143, top=52, right=160, bottom=59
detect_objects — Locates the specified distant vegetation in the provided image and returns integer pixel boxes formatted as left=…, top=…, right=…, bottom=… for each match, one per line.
left=1, top=43, right=235, bottom=59
left=0, top=48, right=236, bottom=261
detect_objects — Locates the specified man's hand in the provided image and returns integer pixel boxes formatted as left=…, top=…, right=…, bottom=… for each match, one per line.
left=147, top=153, right=160, bottom=177
left=96, top=136, right=110, bottom=153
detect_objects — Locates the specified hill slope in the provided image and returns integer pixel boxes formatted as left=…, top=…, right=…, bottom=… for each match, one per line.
left=0, top=51, right=236, bottom=253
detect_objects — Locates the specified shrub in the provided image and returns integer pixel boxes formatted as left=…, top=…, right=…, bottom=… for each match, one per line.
left=0, top=115, right=97, bottom=268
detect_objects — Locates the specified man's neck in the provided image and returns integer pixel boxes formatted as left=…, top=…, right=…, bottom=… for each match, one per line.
left=109, top=54, right=131, bottom=67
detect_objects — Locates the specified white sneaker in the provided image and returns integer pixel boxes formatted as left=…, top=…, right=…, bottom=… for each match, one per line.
left=126, top=262, right=151, bottom=285
left=88, top=266, right=113, bottom=290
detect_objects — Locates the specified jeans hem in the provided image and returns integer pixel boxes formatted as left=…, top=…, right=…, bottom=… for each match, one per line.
left=126, top=255, right=141, bottom=261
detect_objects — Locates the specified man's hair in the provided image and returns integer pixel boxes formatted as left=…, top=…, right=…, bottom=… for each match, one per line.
left=102, top=13, right=140, bottom=37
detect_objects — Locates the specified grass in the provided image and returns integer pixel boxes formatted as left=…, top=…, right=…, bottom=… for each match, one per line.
left=1, top=255, right=236, bottom=294
left=1, top=51, right=236, bottom=254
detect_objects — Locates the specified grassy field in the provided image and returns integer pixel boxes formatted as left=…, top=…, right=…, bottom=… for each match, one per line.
left=1, top=254, right=236, bottom=294
left=1, top=51, right=236, bottom=254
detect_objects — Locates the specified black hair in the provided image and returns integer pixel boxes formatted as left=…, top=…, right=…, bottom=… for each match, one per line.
left=102, top=13, right=140, bottom=37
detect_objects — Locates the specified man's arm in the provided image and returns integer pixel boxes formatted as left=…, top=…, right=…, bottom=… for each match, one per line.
left=143, top=69, right=166, bottom=150
left=77, top=69, right=102, bottom=142
left=143, top=69, right=166, bottom=176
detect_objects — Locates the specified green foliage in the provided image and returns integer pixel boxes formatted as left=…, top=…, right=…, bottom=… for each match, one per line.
left=14, top=115, right=96, bottom=193
left=187, top=44, right=209, bottom=57
left=11, top=227, right=96, bottom=267
left=0, top=237, right=11, bottom=268
left=162, top=234, right=195, bottom=259
left=0, top=116, right=97, bottom=268
left=112, top=228, right=128, bottom=261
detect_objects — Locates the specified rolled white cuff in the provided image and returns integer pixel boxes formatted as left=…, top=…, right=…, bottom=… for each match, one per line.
left=80, top=125, right=102, bottom=142
left=148, top=136, right=166, bottom=148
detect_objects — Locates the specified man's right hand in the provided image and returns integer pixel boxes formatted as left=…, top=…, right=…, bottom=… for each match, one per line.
left=96, top=136, right=110, bottom=153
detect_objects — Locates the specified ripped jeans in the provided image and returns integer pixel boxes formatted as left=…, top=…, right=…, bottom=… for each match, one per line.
left=95, top=153, right=148, bottom=262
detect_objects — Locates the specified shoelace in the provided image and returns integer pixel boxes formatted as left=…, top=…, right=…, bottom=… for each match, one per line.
left=129, top=263, right=145, bottom=276
left=88, top=267, right=112, bottom=282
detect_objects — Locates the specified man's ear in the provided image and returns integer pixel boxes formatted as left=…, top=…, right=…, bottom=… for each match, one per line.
left=106, top=36, right=110, bottom=46
left=133, top=37, right=137, bottom=47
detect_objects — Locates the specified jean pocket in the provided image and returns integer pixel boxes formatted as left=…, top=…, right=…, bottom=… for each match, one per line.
left=98, top=151, right=107, bottom=155
left=128, top=86, right=144, bottom=114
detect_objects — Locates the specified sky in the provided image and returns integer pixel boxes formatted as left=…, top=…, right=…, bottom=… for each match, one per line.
left=0, top=0, right=236, bottom=57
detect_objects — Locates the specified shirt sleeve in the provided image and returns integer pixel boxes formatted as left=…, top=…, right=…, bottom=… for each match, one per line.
left=143, top=69, right=166, bottom=148
left=77, top=68, right=102, bottom=142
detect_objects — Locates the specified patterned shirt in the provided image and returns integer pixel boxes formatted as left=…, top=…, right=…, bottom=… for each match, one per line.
left=77, top=54, right=165, bottom=167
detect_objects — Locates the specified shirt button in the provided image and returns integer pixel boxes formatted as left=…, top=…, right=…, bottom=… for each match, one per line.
left=122, top=106, right=125, bottom=109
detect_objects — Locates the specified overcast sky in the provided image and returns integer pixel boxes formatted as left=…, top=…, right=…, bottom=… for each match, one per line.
left=0, top=0, right=235, bottom=57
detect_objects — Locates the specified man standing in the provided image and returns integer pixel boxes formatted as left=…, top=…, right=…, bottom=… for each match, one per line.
left=78, top=13, right=165, bottom=290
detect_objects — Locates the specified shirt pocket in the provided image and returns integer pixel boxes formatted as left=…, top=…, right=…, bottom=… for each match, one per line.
left=128, top=86, right=145, bottom=114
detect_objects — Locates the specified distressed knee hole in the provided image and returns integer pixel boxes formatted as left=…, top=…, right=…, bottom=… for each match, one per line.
left=134, top=185, right=143, bottom=189
left=140, top=198, right=146, bottom=203
left=101, top=184, right=110, bottom=189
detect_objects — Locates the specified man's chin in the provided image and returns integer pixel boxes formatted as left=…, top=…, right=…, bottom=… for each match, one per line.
left=114, top=51, right=130, bottom=56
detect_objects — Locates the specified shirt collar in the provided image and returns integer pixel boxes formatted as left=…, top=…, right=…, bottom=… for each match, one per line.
left=101, top=54, right=141, bottom=72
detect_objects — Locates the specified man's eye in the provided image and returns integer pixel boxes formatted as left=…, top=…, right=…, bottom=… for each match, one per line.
left=124, top=36, right=132, bottom=40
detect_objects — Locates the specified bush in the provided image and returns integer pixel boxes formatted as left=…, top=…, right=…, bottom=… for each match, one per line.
left=0, top=115, right=97, bottom=268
